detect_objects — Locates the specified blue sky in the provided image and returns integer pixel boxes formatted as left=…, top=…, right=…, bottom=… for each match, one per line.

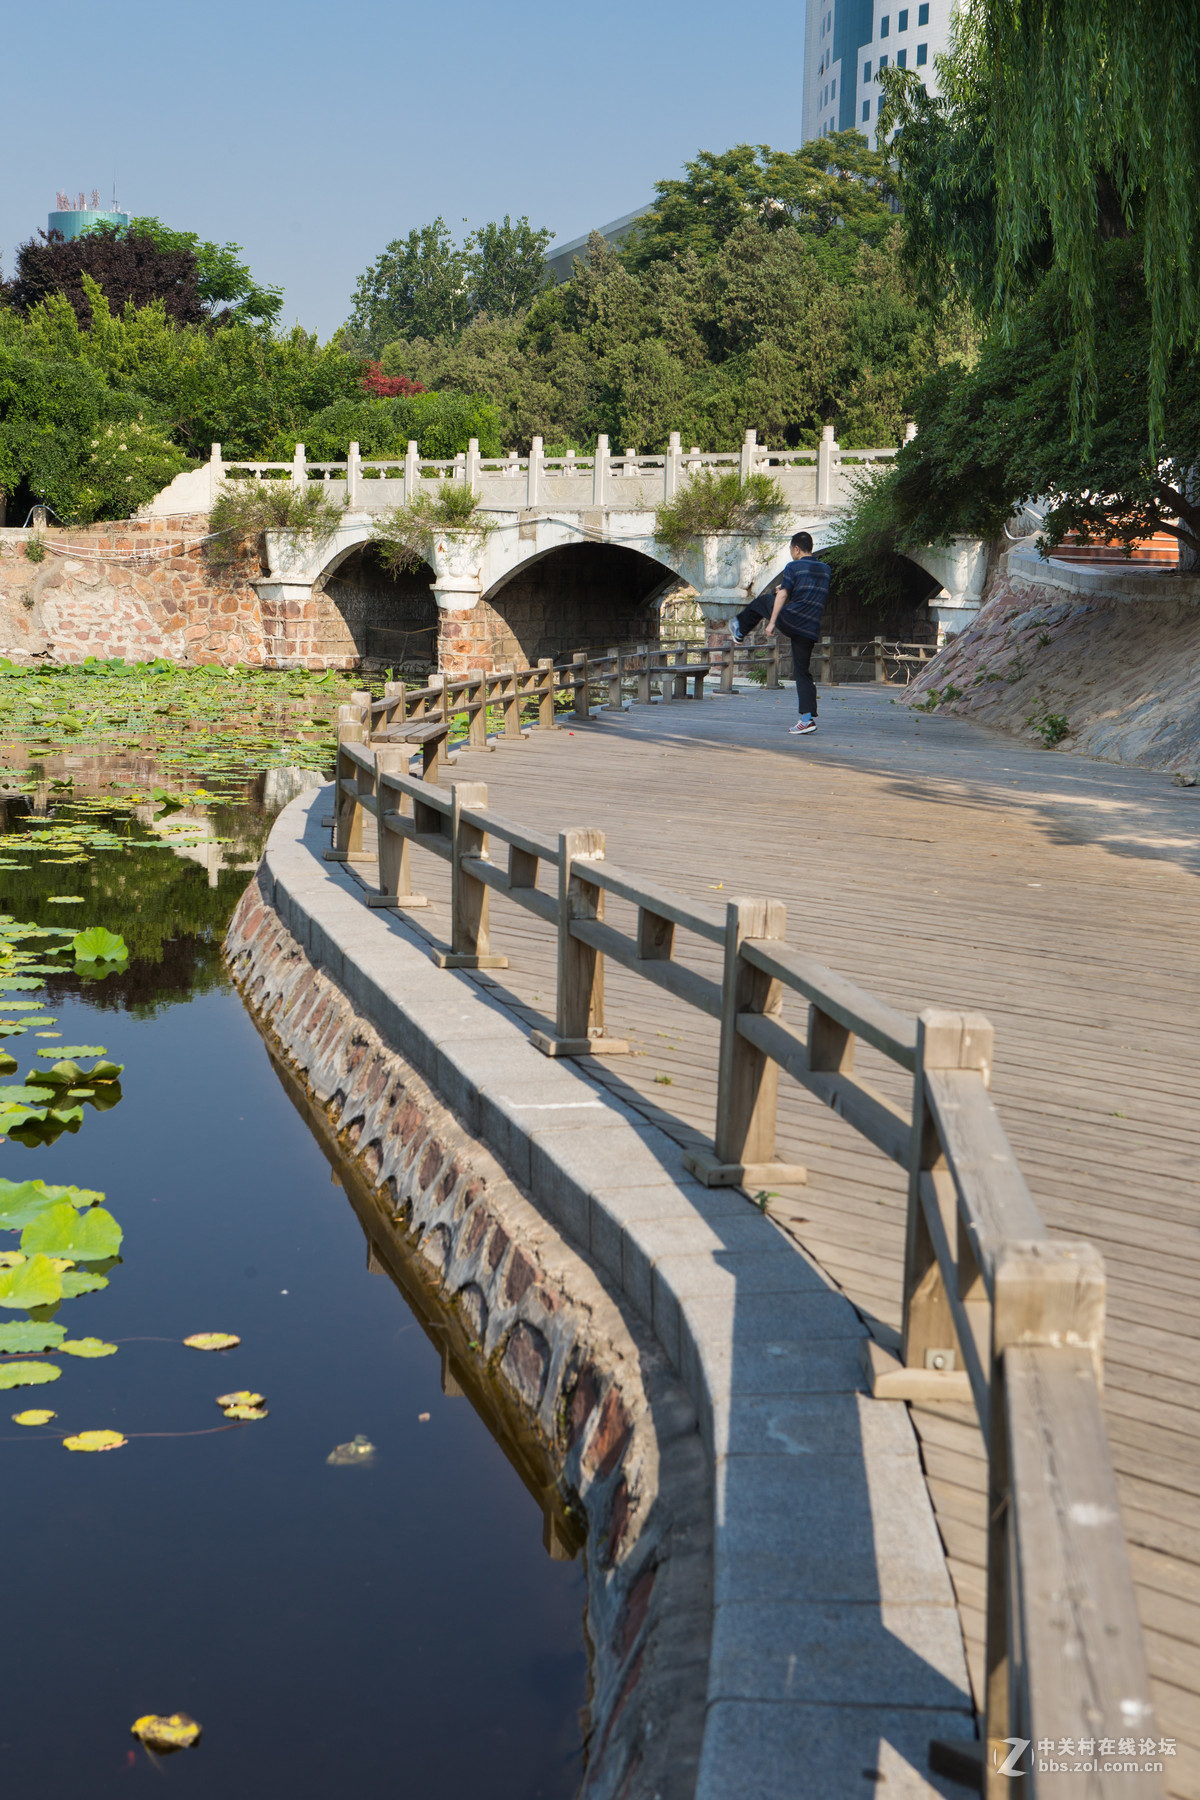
left=2, top=0, right=806, bottom=339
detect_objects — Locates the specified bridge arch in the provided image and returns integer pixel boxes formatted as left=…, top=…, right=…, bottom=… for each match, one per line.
left=471, top=540, right=685, bottom=668
left=308, top=537, right=438, bottom=672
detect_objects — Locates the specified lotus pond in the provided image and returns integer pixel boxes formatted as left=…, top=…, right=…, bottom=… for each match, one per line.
left=0, top=666, right=587, bottom=1798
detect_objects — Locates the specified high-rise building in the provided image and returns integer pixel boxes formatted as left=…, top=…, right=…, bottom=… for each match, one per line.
left=802, top=0, right=957, bottom=145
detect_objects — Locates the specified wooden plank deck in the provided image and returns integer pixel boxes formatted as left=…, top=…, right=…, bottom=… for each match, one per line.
left=348, top=681, right=1200, bottom=1796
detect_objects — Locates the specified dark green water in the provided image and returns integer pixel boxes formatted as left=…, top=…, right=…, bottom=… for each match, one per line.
left=0, top=781, right=587, bottom=1798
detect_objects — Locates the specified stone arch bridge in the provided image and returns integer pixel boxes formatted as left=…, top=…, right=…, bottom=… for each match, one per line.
left=149, top=430, right=987, bottom=672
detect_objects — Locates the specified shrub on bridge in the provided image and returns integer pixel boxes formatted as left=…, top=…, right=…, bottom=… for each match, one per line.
left=371, top=484, right=495, bottom=575
left=206, top=482, right=344, bottom=566
left=653, top=469, right=786, bottom=552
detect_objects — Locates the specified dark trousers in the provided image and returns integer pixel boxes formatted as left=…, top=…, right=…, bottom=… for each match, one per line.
left=734, top=598, right=818, bottom=716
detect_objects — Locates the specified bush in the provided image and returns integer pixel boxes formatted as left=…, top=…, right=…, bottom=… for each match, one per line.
left=207, top=481, right=344, bottom=565
left=654, top=470, right=787, bottom=552
left=76, top=417, right=191, bottom=522
left=372, top=484, right=495, bottom=575
left=269, top=389, right=502, bottom=462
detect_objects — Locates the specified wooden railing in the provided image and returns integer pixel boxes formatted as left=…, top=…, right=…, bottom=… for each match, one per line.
left=323, top=697, right=1159, bottom=1796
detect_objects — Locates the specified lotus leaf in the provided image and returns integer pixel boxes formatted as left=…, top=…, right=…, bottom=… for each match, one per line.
left=22, top=1202, right=123, bottom=1261
left=72, top=927, right=129, bottom=964
left=0, top=1250, right=24, bottom=1267
left=12, top=1408, right=56, bottom=1424
left=0, top=1320, right=65, bottom=1352
left=0, top=1253, right=62, bottom=1309
left=0, top=1181, right=104, bottom=1229
left=0, top=1085, right=55, bottom=1105
left=0, top=977, right=46, bottom=989
left=0, top=1360, right=62, bottom=1389
left=326, top=1434, right=376, bottom=1465
left=183, top=1332, right=240, bottom=1351
left=59, top=1270, right=108, bottom=1297
left=89, top=1062, right=124, bottom=1083
left=0, top=1002, right=54, bottom=1010
left=216, top=1390, right=265, bottom=1408
left=131, top=1713, right=201, bottom=1751
left=48, top=897, right=85, bottom=904
left=63, top=1429, right=126, bottom=1451
left=224, top=1403, right=268, bottom=1420
left=58, top=1338, right=118, bottom=1357
left=46, top=1258, right=75, bottom=1272
left=0, top=1053, right=16, bottom=1075
left=37, top=1046, right=107, bottom=1058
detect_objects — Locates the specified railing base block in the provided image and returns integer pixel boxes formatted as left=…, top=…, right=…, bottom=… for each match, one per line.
left=323, top=849, right=376, bottom=864
left=530, top=1030, right=629, bottom=1058
left=860, top=1339, right=974, bottom=1402
left=928, top=1738, right=981, bottom=1791
left=682, top=1150, right=808, bottom=1189
left=434, top=952, right=509, bottom=969
left=364, top=892, right=430, bottom=909
left=321, top=813, right=335, bottom=827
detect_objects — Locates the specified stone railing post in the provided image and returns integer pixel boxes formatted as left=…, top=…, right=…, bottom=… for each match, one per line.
left=817, top=425, right=838, bottom=505
left=453, top=450, right=467, bottom=484
left=404, top=439, right=420, bottom=503
left=739, top=428, right=757, bottom=485
left=347, top=440, right=362, bottom=509
left=208, top=442, right=224, bottom=505
left=466, top=437, right=480, bottom=494
left=527, top=435, right=544, bottom=506
left=624, top=446, right=637, bottom=479
left=665, top=431, right=682, bottom=500
left=291, top=443, right=308, bottom=491
left=593, top=434, right=610, bottom=506
left=904, top=420, right=917, bottom=442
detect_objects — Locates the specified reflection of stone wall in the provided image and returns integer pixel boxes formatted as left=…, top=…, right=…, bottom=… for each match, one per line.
left=0, top=518, right=264, bottom=665
left=439, top=544, right=670, bottom=675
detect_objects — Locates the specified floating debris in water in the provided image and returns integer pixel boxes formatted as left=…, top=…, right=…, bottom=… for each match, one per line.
left=131, top=1712, right=202, bottom=1752
left=326, top=1434, right=375, bottom=1466
left=217, top=1390, right=268, bottom=1420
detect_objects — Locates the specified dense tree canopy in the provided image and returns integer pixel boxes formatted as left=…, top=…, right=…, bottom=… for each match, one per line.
left=347, top=215, right=554, bottom=352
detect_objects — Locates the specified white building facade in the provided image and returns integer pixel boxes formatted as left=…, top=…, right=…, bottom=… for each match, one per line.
left=802, top=0, right=957, bottom=144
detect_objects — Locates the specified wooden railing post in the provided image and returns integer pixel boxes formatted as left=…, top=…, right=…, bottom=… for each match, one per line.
left=635, top=644, right=651, bottom=705
left=537, top=657, right=556, bottom=730
left=605, top=648, right=623, bottom=712
left=818, top=636, right=833, bottom=685
left=683, top=899, right=807, bottom=1187
left=326, top=724, right=374, bottom=864
left=874, top=635, right=886, bottom=683
left=433, top=782, right=509, bottom=969
left=572, top=651, right=591, bottom=722
left=531, top=829, right=628, bottom=1058
left=368, top=750, right=430, bottom=909
left=498, top=666, right=523, bottom=739
left=719, top=645, right=735, bottom=695
left=467, top=674, right=489, bottom=749
left=895, top=1010, right=989, bottom=1392
left=765, top=639, right=780, bottom=689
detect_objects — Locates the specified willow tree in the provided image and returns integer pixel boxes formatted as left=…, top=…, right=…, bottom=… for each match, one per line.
left=987, top=0, right=1200, bottom=440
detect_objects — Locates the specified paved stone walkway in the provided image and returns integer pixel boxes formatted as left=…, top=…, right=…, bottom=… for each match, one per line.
left=357, top=681, right=1200, bottom=1798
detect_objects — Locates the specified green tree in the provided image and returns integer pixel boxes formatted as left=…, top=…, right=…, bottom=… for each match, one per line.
left=118, top=217, right=284, bottom=327
left=981, top=0, right=1200, bottom=438
left=347, top=219, right=473, bottom=351
left=621, top=137, right=900, bottom=278
left=468, top=215, right=554, bottom=319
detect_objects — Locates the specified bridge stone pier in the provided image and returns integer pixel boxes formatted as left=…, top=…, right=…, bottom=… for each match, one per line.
left=149, top=429, right=986, bottom=672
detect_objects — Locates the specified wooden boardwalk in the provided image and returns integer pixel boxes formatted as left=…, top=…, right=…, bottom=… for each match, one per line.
left=351, top=682, right=1200, bottom=1796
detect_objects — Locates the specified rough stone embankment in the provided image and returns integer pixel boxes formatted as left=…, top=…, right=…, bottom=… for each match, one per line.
left=903, top=553, right=1200, bottom=774
left=228, top=787, right=974, bottom=1798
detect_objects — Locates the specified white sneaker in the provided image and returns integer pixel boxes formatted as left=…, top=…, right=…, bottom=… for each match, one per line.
left=729, top=620, right=744, bottom=643
left=789, top=719, right=817, bottom=735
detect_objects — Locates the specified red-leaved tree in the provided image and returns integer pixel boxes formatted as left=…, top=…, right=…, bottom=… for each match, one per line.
left=360, top=361, right=426, bottom=398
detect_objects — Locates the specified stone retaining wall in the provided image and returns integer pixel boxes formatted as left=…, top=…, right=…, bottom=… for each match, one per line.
left=226, top=877, right=712, bottom=1799
left=903, top=553, right=1200, bottom=773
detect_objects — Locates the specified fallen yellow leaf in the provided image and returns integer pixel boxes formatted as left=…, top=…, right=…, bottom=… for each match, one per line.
left=63, top=1429, right=127, bottom=1452
left=131, top=1712, right=202, bottom=1751
left=215, top=1390, right=265, bottom=1409
left=12, top=1408, right=55, bottom=1425
left=223, top=1403, right=268, bottom=1420
left=183, top=1332, right=240, bottom=1352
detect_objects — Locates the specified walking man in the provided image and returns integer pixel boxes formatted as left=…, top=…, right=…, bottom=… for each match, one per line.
left=729, top=532, right=830, bottom=735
